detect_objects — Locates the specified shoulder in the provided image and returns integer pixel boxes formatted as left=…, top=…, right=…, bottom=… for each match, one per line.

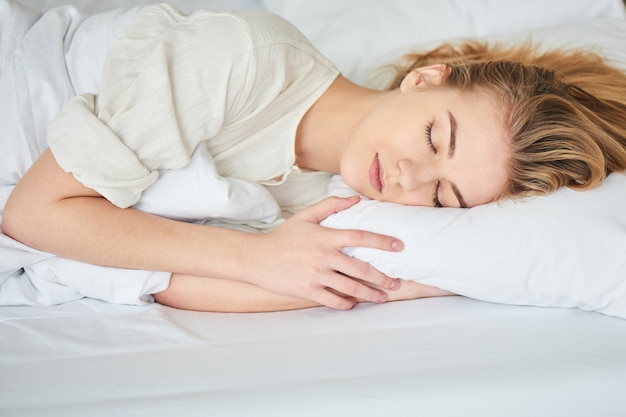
left=228, top=10, right=339, bottom=82
left=132, top=5, right=335, bottom=67
left=226, top=10, right=312, bottom=49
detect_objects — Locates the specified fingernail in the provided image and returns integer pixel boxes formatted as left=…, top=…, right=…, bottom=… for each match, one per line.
left=390, top=279, right=400, bottom=290
left=391, top=240, right=404, bottom=251
left=377, top=293, right=388, bottom=303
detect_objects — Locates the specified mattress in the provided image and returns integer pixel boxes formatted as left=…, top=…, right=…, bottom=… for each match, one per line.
left=3, top=296, right=626, bottom=417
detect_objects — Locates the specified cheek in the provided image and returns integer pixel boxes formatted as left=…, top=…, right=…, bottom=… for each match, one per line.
left=339, top=148, right=365, bottom=191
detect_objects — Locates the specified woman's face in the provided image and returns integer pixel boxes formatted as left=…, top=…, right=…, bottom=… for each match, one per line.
left=340, top=66, right=510, bottom=208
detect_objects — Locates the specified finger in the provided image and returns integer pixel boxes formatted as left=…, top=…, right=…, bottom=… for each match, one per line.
left=333, top=255, right=401, bottom=291
left=310, top=287, right=358, bottom=311
left=386, top=279, right=456, bottom=301
left=294, top=195, right=361, bottom=224
left=337, top=228, right=404, bottom=253
left=324, top=273, right=390, bottom=304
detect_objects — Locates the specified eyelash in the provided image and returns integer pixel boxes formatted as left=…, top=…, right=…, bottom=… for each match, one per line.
left=432, top=181, right=442, bottom=208
left=424, top=120, right=442, bottom=207
left=425, top=120, right=435, bottom=152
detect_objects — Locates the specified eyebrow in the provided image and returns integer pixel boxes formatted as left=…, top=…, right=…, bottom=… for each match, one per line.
left=447, top=111, right=467, bottom=208
left=450, top=183, right=468, bottom=209
left=447, top=110, right=457, bottom=158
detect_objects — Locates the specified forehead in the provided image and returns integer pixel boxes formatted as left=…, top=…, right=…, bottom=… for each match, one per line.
left=444, top=88, right=511, bottom=206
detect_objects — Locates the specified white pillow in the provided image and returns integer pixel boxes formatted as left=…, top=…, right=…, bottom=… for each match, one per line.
left=322, top=173, right=626, bottom=319
left=317, top=18, right=626, bottom=319
left=263, top=0, right=626, bottom=84
left=133, top=144, right=281, bottom=224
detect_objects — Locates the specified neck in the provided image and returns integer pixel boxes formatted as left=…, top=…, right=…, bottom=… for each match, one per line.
left=295, top=75, right=394, bottom=173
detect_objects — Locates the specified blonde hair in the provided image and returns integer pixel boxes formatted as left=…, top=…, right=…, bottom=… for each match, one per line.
left=387, top=42, right=626, bottom=199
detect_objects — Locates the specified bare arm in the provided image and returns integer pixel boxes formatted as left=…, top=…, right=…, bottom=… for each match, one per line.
left=155, top=274, right=456, bottom=313
left=3, top=150, right=404, bottom=310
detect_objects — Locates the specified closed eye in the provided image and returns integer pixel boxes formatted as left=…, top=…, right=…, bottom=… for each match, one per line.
left=425, top=120, right=442, bottom=207
left=425, top=120, right=435, bottom=152
left=432, top=180, right=442, bottom=207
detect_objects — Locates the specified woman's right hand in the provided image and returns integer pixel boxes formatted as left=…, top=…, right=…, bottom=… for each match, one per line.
left=244, top=196, right=405, bottom=310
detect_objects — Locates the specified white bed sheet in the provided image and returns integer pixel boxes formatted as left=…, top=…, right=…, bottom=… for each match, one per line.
left=2, top=297, right=626, bottom=417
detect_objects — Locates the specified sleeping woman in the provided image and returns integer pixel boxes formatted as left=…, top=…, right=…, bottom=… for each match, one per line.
left=3, top=4, right=626, bottom=312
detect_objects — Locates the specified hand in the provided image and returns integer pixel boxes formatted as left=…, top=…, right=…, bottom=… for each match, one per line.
left=246, top=196, right=404, bottom=310
left=385, top=279, right=456, bottom=302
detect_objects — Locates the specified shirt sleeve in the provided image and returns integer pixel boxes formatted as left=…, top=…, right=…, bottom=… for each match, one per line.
left=48, top=5, right=256, bottom=208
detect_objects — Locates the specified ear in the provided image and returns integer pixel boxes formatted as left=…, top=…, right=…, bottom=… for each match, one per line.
left=400, top=64, right=448, bottom=92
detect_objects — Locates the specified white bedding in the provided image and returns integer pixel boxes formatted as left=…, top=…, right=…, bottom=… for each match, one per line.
left=2, top=0, right=626, bottom=416
left=3, top=297, right=626, bottom=417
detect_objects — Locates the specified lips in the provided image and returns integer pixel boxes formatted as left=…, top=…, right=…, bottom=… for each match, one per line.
left=369, top=154, right=384, bottom=192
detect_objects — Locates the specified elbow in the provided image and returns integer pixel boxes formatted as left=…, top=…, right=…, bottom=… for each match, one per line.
left=2, top=196, right=19, bottom=239
left=2, top=191, right=39, bottom=249
left=3, top=148, right=81, bottom=250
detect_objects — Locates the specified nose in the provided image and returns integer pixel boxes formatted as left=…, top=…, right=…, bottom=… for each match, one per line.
left=397, top=159, right=434, bottom=191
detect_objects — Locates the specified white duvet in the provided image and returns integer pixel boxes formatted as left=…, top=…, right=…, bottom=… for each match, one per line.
left=0, top=0, right=281, bottom=306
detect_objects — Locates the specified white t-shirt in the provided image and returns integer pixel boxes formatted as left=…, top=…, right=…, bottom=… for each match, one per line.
left=48, top=4, right=340, bottom=214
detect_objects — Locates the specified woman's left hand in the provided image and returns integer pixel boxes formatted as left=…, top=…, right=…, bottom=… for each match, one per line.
left=384, top=279, right=456, bottom=302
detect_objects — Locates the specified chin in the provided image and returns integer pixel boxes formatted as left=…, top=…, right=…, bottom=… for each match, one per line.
left=339, top=161, right=371, bottom=198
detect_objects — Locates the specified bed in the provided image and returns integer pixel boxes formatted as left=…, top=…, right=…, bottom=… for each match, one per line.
left=2, top=1, right=626, bottom=416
